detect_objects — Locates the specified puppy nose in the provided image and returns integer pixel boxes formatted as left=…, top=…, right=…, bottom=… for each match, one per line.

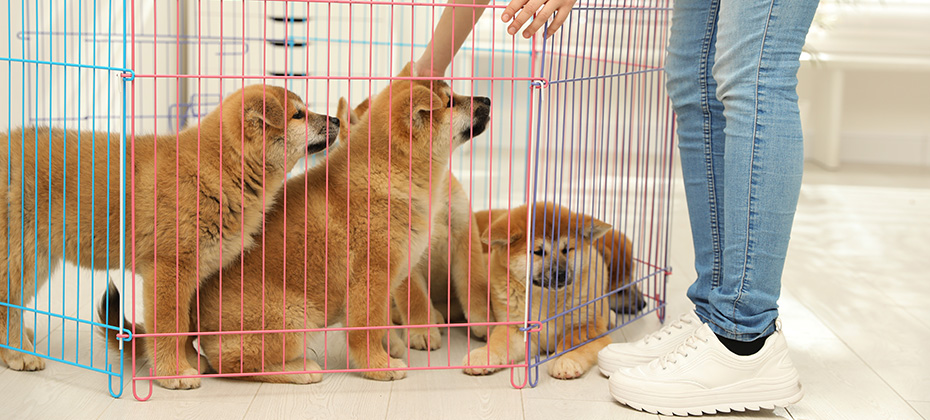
left=329, top=116, right=340, bottom=127
left=474, top=96, right=490, bottom=107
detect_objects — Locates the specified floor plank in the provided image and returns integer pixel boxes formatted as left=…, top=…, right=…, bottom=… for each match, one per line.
left=909, top=401, right=930, bottom=420
left=524, top=398, right=660, bottom=420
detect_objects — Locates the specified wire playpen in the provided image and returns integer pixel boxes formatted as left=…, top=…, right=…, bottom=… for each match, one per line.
left=0, top=0, right=673, bottom=399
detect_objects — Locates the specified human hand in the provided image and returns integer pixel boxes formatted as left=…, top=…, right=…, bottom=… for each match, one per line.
left=501, top=0, right=579, bottom=39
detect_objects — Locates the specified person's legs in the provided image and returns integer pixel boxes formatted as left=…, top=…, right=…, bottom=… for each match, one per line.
left=701, top=0, right=819, bottom=342
left=596, top=0, right=724, bottom=375
left=666, top=0, right=727, bottom=318
left=605, top=0, right=818, bottom=414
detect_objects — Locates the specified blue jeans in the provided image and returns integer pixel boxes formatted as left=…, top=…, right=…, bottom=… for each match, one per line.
left=666, top=0, right=818, bottom=341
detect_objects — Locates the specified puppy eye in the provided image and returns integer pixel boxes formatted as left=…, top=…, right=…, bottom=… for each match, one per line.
left=533, top=249, right=545, bottom=256
left=292, top=110, right=305, bottom=120
left=561, top=247, right=574, bottom=255
left=448, top=96, right=455, bottom=108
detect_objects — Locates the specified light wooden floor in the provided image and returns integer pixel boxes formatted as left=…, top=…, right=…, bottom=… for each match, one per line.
left=1, top=163, right=928, bottom=420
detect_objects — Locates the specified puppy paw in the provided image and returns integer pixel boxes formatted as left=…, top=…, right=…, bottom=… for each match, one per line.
left=293, top=360, right=324, bottom=384
left=1, top=350, right=46, bottom=371
left=362, top=358, right=407, bottom=381
left=281, top=371, right=323, bottom=384
left=156, top=368, right=201, bottom=390
left=469, top=325, right=489, bottom=341
left=408, top=327, right=442, bottom=351
left=461, top=347, right=501, bottom=376
left=387, top=330, right=407, bottom=358
left=548, top=355, right=586, bottom=380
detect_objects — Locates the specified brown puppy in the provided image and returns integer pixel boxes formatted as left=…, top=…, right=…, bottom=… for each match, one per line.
left=390, top=174, right=492, bottom=351
left=462, top=202, right=632, bottom=379
left=157, top=64, right=491, bottom=383
left=474, top=209, right=644, bottom=315
left=1, top=85, right=336, bottom=390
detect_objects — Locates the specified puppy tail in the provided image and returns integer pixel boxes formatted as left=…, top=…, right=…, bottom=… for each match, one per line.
left=96, top=281, right=146, bottom=360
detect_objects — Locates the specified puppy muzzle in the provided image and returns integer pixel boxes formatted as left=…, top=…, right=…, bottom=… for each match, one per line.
left=461, top=96, right=491, bottom=140
left=308, top=117, right=339, bottom=154
left=532, top=267, right=573, bottom=289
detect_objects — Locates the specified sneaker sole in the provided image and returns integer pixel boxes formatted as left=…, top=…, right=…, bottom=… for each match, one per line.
left=609, top=380, right=804, bottom=416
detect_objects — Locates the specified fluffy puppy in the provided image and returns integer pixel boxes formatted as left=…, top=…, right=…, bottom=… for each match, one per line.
left=130, top=64, right=492, bottom=384
left=0, top=85, right=335, bottom=390
left=462, top=202, right=633, bottom=379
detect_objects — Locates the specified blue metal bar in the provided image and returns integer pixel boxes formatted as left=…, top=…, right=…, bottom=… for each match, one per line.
left=90, top=0, right=99, bottom=381
left=104, top=0, right=115, bottom=396
left=527, top=304, right=665, bottom=369
left=546, top=67, right=664, bottom=85
left=75, top=0, right=83, bottom=366
left=0, top=56, right=133, bottom=74
left=4, top=0, right=11, bottom=359
left=0, top=342, right=128, bottom=376
left=112, top=0, right=129, bottom=397
left=0, top=301, right=134, bottom=338
left=61, top=0, right=70, bottom=363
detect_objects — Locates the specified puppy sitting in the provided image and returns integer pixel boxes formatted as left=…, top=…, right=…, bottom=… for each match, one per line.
left=462, top=202, right=635, bottom=379
left=0, top=85, right=336, bottom=390
left=140, top=64, right=492, bottom=384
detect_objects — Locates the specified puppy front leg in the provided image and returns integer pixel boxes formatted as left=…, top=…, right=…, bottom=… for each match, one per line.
left=450, top=212, right=492, bottom=340
left=142, top=262, right=201, bottom=389
left=346, top=263, right=407, bottom=381
left=392, top=268, right=442, bottom=351
left=0, top=247, right=46, bottom=371
left=461, top=325, right=524, bottom=375
left=548, top=319, right=611, bottom=380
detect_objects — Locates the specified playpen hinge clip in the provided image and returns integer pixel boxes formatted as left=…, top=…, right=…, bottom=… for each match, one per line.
left=530, top=78, right=548, bottom=89
left=120, top=69, right=135, bottom=81
left=116, top=330, right=133, bottom=351
left=519, top=320, right=543, bottom=333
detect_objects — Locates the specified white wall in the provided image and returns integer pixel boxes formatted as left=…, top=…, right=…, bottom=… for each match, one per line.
left=798, top=0, right=930, bottom=167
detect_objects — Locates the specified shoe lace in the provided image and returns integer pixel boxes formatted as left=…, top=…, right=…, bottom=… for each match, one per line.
left=642, top=313, right=695, bottom=345
left=656, top=333, right=709, bottom=370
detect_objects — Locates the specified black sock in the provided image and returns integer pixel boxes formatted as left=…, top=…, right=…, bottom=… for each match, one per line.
left=715, top=333, right=768, bottom=356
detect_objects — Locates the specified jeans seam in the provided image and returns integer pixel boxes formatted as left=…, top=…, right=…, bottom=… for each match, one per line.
left=701, top=0, right=722, bottom=289
left=731, top=0, right=777, bottom=328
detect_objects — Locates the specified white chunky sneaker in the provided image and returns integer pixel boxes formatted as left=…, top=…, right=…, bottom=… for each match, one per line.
left=597, top=310, right=702, bottom=376
left=608, top=323, right=803, bottom=416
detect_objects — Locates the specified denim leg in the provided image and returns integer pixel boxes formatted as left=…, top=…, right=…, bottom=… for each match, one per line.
left=702, top=0, right=819, bottom=340
left=666, top=0, right=727, bottom=315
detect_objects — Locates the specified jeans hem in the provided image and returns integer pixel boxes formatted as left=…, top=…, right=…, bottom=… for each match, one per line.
left=693, top=305, right=777, bottom=341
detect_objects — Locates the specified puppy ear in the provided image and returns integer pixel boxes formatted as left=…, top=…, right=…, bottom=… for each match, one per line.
left=581, top=215, right=613, bottom=241
left=409, top=84, right=444, bottom=117
left=483, top=216, right=524, bottom=248
left=596, top=229, right=636, bottom=291
left=337, top=97, right=351, bottom=140
left=353, top=98, right=370, bottom=120
left=244, top=90, right=286, bottom=130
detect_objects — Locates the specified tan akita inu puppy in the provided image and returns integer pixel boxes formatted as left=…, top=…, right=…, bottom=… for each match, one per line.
left=462, top=202, right=636, bottom=379
left=390, top=174, right=492, bottom=351
left=1, top=85, right=336, bottom=390
left=101, top=64, right=492, bottom=384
